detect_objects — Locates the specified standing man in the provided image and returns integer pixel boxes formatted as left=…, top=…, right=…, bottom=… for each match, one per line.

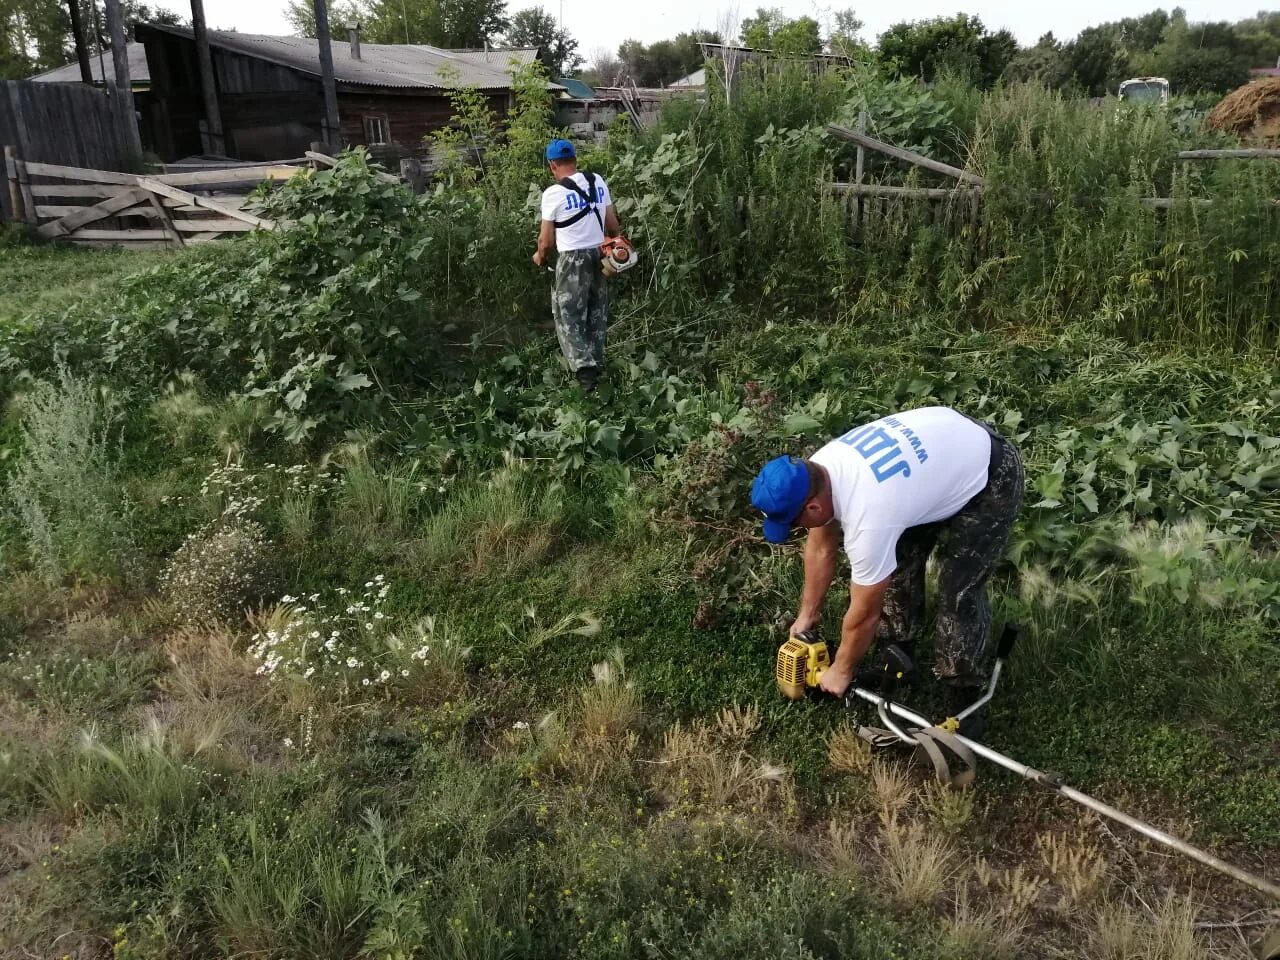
left=532, top=139, right=621, bottom=392
left=750, top=406, right=1024, bottom=731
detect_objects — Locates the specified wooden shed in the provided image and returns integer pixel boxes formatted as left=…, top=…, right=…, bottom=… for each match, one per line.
left=135, top=23, right=547, bottom=162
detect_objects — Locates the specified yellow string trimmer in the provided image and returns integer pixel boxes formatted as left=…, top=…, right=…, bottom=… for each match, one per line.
left=775, top=623, right=1280, bottom=904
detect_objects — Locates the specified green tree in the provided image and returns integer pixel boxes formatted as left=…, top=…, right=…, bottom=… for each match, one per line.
left=877, top=14, right=1013, bottom=87
left=616, top=29, right=717, bottom=86
left=1002, top=32, right=1065, bottom=86
left=827, top=8, right=869, bottom=59
left=739, top=7, right=820, bottom=55
left=1059, top=24, right=1128, bottom=96
left=284, top=0, right=365, bottom=39
left=340, top=0, right=507, bottom=46
left=504, top=6, right=581, bottom=76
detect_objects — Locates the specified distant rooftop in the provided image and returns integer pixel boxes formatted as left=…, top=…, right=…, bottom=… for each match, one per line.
left=31, top=42, right=150, bottom=85
left=134, top=23, right=547, bottom=91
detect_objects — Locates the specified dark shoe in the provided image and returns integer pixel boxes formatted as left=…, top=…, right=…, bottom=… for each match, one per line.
left=576, top=365, right=600, bottom=392
left=942, top=684, right=986, bottom=739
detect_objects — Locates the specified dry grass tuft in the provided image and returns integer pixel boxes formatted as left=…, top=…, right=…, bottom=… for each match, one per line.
left=714, top=703, right=761, bottom=743
left=943, top=889, right=1026, bottom=960
left=578, top=648, right=642, bottom=751
left=972, top=857, right=1047, bottom=920
left=656, top=715, right=791, bottom=812
left=162, top=625, right=258, bottom=704
left=820, top=821, right=865, bottom=878
left=827, top=722, right=872, bottom=774
left=876, top=816, right=957, bottom=910
left=1036, top=830, right=1108, bottom=914
left=870, top=758, right=915, bottom=824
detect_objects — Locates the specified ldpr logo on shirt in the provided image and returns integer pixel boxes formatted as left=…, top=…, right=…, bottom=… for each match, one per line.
left=838, top=417, right=930, bottom=483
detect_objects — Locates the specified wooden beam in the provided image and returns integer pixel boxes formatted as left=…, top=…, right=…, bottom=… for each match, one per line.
left=137, top=177, right=274, bottom=229
left=1177, top=149, right=1280, bottom=160
left=22, top=161, right=140, bottom=184
left=64, top=228, right=171, bottom=240
left=29, top=183, right=134, bottom=198
left=831, top=183, right=981, bottom=199
left=148, top=193, right=186, bottom=248
left=64, top=238, right=177, bottom=249
left=171, top=218, right=255, bottom=232
left=153, top=165, right=303, bottom=186
left=5, top=146, right=25, bottom=223
left=13, top=151, right=36, bottom=225
left=37, top=188, right=147, bottom=238
left=827, top=124, right=985, bottom=186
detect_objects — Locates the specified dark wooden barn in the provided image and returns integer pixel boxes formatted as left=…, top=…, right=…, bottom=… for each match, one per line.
left=134, top=24, right=545, bottom=163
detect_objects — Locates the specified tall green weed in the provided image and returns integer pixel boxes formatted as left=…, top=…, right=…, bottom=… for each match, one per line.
left=3, top=371, right=135, bottom=583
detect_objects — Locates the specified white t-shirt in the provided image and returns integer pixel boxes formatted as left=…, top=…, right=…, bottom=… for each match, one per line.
left=540, top=172, right=611, bottom=252
left=810, top=407, right=991, bottom=586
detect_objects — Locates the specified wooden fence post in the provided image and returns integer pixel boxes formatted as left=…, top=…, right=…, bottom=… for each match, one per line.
left=10, top=146, right=36, bottom=225
left=853, top=109, right=867, bottom=235
left=4, top=146, right=23, bottom=223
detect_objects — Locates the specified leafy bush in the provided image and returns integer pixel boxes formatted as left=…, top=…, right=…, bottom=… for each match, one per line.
left=3, top=371, right=135, bottom=584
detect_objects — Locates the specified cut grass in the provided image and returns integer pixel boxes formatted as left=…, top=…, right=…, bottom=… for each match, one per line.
left=0, top=239, right=172, bottom=327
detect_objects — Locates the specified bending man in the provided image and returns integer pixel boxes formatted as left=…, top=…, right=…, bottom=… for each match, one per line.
left=750, top=406, right=1024, bottom=730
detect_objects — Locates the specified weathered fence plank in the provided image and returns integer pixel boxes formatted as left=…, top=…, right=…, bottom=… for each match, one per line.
left=136, top=177, right=275, bottom=229
left=827, top=124, right=986, bottom=186
left=37, top=188, right=147, bottom=238
left=1177, top=149, right=1280, bottom=160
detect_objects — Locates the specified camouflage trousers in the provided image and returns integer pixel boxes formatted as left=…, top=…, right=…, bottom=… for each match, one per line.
left=874, top=429, right=1025, bottom=687
left=552, top=248, right=608, bottom=373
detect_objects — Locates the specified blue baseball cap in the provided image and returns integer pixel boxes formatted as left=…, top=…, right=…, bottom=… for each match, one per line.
left=751, top=456, right=812, bottom=543
left=545, top=138, right=576, bottom=161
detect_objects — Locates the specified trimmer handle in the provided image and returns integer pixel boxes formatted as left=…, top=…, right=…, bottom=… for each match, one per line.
left=996, top=623, right=1020, bottom=661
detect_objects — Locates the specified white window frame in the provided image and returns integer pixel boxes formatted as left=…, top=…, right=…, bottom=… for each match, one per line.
left=363, top=115, right=390, bottom=145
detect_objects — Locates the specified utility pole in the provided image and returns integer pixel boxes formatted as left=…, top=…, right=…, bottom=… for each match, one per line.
left=312, top=0, right=342, bottom=153
left=102, top=0, right=143, bottom=158
left=66, top=0, right=94, bottom=84
left=189, top=0, right=225, bottom=155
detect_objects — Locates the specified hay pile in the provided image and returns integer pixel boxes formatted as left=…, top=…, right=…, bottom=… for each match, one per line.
left=1207, top=76, right=1280, bottom=142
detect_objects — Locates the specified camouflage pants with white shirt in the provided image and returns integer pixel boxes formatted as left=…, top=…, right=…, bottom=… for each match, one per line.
left=552, top=248, right=608, bottom=373
left=873, top=427, right=1025, bottom=687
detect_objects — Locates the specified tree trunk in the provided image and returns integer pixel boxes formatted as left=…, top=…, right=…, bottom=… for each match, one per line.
left=67, top=0, right=94, bottom=84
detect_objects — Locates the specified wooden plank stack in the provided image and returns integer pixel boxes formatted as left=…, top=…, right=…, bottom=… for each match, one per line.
left=3, top=152, right=300, bottom=249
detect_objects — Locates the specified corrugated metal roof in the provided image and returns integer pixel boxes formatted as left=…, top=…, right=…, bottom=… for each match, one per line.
left=139, top=23, right=548, bottom=90
left=555, top=76, right=595, bottom=99
left=31, top=42, right=150, bottom=85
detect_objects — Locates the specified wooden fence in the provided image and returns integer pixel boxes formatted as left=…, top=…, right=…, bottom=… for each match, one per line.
left=0, top=80, right=140, bottom=221
left=2, top=155, right=305, bottom=248
left=828, top=118, right=1280, bottom=213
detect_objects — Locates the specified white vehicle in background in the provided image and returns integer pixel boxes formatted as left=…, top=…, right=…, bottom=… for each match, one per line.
left=1118, top=77, right=1171, bottom=104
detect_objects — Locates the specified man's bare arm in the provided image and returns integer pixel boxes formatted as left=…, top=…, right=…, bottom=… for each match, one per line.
left=532, top=219, right=556, bottom=266
left=819, top=578, right=891, bottom=695
left=790, top=523, right=838, bottom=635
left=604, top=204, right=620, bottom=238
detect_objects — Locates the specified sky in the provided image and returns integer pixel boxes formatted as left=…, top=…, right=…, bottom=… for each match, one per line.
left=197, top=0, right=1275, bottom=62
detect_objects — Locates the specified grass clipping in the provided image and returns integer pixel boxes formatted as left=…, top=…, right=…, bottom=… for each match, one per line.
left=1206, top=76, right=1280, bottom=141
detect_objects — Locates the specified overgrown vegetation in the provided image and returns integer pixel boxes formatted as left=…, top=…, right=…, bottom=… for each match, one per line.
left=1, top=62, right=1277, bottom=959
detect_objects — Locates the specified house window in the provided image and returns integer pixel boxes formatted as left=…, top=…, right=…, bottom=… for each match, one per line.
left=363, top=115, right=390, bottom=145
